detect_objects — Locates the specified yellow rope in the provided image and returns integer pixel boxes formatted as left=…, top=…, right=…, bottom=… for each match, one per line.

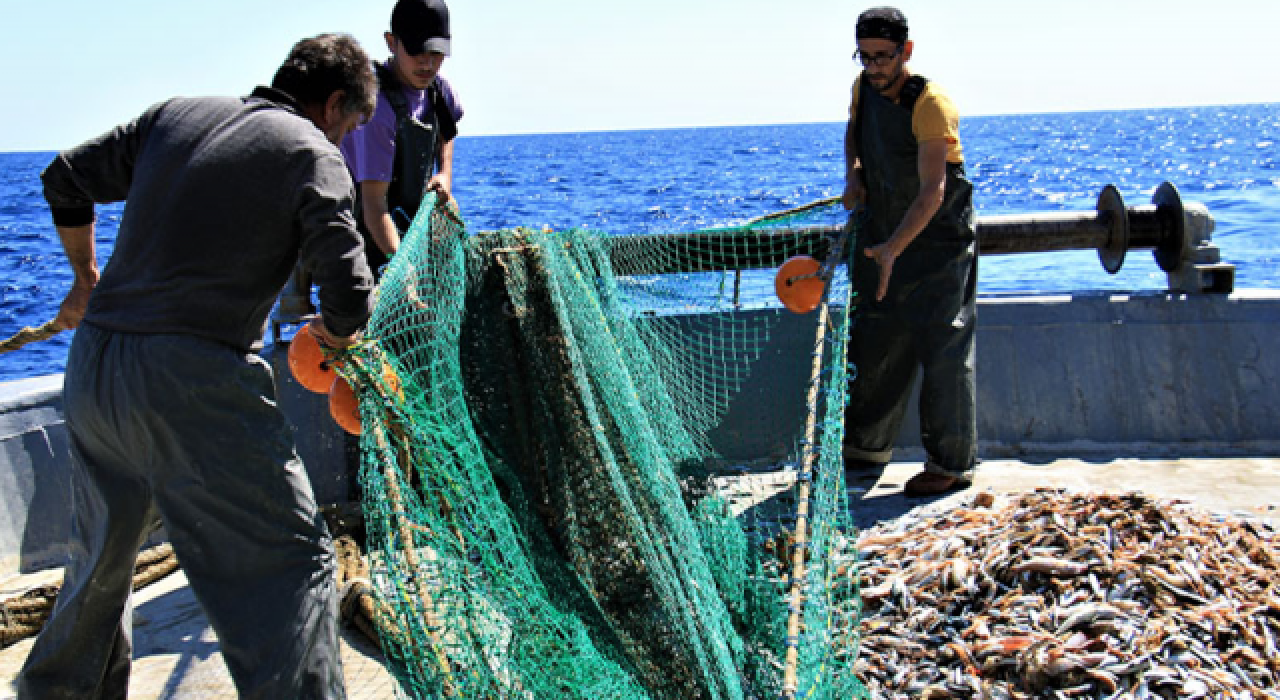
left=781, top=213, right=859, bottom=698
left=0, top=320, right=62, bottom=355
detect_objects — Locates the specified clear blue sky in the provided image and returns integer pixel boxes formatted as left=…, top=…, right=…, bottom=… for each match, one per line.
left=2, top=0, right=1277, bottom=152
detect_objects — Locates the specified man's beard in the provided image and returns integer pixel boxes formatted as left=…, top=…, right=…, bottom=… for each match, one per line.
left=868, top=66, right=904, bottom=94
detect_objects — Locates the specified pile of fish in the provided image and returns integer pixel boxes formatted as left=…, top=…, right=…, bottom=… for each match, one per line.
left=852, top=489, right=1279, bottom=698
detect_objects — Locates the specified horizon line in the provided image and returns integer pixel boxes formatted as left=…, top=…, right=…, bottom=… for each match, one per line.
left=2, top=100, right=1275, bottom=153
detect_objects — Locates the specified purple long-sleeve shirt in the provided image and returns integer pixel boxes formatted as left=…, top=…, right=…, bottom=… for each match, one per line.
left=341, top=70, right=463, bottom=183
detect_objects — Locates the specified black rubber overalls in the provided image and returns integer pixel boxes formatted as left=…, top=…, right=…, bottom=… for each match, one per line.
left=844, top=73, right=979, bottom=479
left=357, top=62, right=454, bottom=275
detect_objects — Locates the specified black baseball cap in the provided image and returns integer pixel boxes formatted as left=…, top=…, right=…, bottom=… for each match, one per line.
left=856, top=7, right=908, bottom=44
left=391, top=0, right=451, bottom=56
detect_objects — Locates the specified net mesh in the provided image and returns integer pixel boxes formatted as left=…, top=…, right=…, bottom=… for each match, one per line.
left=336, top=193, right=869, bottom=699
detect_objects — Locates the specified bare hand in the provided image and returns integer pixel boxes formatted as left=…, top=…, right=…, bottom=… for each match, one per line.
left=309, top=317, right=361, bottom=351
left=54, top=280, right=95, bottom=330
left=426, top=174, right=452, bottom=203
left=863, top=242, right=898, bottom=302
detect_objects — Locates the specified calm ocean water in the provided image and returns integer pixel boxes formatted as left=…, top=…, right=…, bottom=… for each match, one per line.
left=2, top=103, right=1277, bottom=382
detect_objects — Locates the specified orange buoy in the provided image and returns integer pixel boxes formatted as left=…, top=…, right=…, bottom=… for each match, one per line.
left=775, top=255, right=825, bottom=314
left=287, top=322, right=336, bottom=393
left=329, top=375, right=362, bottom=435
left=328, top=360, right=403, bottom=436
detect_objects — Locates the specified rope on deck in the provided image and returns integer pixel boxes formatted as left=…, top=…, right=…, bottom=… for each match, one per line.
left=1, top=543, right=179, bottom=649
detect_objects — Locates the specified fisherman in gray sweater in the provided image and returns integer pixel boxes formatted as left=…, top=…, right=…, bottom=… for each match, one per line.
left=18, top=34, right=377, bottom=700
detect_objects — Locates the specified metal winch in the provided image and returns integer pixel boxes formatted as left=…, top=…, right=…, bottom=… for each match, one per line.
left=976, top=181, right=1234, bottom=294
left=612, top=180, right=1235, bottom=296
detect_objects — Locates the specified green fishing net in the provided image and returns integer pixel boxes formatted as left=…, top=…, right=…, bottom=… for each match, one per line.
left=336, top=193, right=868, bottom=699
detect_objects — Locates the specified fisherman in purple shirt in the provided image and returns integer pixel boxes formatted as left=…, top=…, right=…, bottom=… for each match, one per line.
left=341, top=0, right=465, bottom=276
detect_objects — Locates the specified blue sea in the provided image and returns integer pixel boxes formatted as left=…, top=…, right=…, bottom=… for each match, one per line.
left=2, top=103, right=1277, bottom=382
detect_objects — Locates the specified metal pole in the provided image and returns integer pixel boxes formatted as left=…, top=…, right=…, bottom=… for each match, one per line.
left=606, top=181, right=1227, bottom=292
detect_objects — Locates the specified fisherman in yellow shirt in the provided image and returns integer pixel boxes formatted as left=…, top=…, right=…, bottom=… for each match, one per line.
left=841, top=6, right=979, bottom=497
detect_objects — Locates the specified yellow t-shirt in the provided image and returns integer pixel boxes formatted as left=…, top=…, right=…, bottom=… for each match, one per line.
left=849, top=74, right=964, bottom=164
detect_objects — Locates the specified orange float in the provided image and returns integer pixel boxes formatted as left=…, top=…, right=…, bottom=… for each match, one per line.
left=329, top=375, right=362, bottom=435
left=328, top=361, right=403, bottom=436
left=774, top=255, right=825, bottom=314
left=287, top=322, right=337, bottom=393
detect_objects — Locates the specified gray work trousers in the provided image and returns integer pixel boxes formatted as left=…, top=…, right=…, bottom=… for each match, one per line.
left=18, top=324, right=345, bottom=699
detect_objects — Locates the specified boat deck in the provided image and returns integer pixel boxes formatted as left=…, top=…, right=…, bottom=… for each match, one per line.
left=3, top=455, right=1278, bottom=699
left=0, top=568, right=403, bottom=699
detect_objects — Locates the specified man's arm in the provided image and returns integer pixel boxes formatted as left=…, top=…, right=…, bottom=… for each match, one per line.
left=342, top=92, right=401, bottom=257
left=53, top=224, right=99, bottom=329
left=358, top=180, right=401, bottom=257
left=839, top=117, right=860, bottom=209
left=861, top=138, right=949, bottom=300
left=426, top=137, right=454, bottom=203
left=299, top=154, right=375, bottom=344
left=842, top=83, right=864, bottom=211
left=41, top=105, right=161, bottom=328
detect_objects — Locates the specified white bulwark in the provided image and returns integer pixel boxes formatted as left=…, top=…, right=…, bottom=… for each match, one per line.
left=3, top=290, right=1279, bottom=581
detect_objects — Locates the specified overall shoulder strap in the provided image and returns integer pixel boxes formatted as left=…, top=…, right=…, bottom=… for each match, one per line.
left=373, top=61, right=411, bottom=123
left=899, top=74, right=929, bottom=112
left=426, top=79, right=458, bottom=142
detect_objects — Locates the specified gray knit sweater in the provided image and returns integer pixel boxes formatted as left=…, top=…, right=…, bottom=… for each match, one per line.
left=41, top=87, right=374, bottom=351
